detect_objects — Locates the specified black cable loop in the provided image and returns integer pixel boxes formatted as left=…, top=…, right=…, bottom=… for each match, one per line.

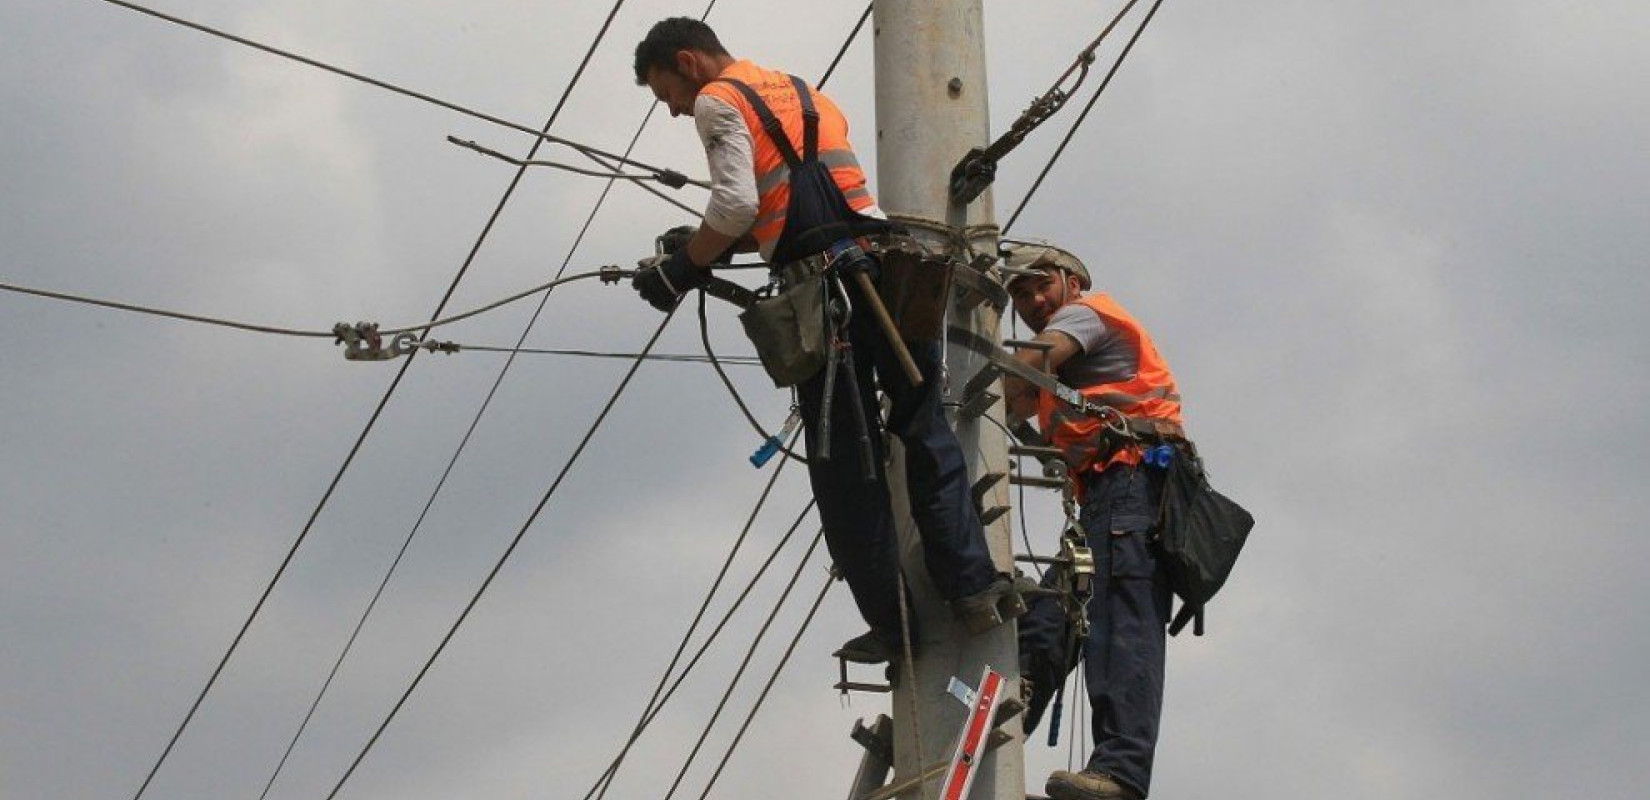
left=697, top=291, right=806, bottom=463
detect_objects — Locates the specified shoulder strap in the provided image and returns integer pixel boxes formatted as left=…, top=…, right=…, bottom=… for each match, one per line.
left=787, top=74, right=820, bottom=161
left=710, top=77, right=804, bottom=168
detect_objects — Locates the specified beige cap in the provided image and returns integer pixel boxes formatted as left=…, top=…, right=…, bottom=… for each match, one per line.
left=1001, top=242, right=1091, bottom=290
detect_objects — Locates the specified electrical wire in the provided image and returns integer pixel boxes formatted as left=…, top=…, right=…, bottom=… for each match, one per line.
left=581, top=509, right=820, bottom=800
left=0, top=279, right=335, bottom=338
left=90, top=0, right=702, bottom=188
left=818, top=3, right=872, bottom=88
left=109, top=2, right=639, bottom=797
left=320, top=309, right=674, bottom=800
left=0, top=270, right=618, bottom=341
left=1003, top=0, right=1170, bottom=234
left=443, top=342, right=762, bottom=366
left=696, top=292, right=805, bottom=462
left=658, top=531, right=826, bottom=800
left=285, top=87, right=664, bottom=800
left=691, top=572, right=833, bottom=800
left=447, top=136, right=711, bottom=189
left=293, top=1, right=752, bottom=791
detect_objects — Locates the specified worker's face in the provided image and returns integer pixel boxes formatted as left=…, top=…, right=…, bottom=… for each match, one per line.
left=1009, top=268, right=1081, bottom=332
left=645, top=51, right=709, bottom=118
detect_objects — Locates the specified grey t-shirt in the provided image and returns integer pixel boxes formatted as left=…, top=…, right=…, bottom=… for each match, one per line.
left=1045, top=302, right=1140, bottom=389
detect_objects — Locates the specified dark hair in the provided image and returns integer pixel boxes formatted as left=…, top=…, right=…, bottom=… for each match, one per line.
left=633, top=18, right=728, bottom=84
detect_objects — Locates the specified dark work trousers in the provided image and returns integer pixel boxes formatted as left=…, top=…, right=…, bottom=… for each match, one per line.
left=795, top=276, right=998, bottom=643
left=1019, top=464, right=1172, bottom=798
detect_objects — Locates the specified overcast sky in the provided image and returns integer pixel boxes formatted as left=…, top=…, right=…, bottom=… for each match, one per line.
left=3, top=1, right=1648, bottom=799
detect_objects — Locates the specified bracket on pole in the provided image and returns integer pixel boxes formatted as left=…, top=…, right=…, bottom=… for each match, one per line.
left=835, top=657, right=893, bottom=697
left=845, top=715, right=895, bottom=800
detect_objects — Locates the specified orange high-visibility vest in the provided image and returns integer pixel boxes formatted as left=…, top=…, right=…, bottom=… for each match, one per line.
left=698, top=61, right=875, bottom=253
left=1037, top=293, right=1184, bottom=474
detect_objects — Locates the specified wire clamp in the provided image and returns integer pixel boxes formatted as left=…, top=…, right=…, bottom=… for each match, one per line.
left=333, top=322, right=416, bottom=361
left=599, top=264, right=627, bottom=285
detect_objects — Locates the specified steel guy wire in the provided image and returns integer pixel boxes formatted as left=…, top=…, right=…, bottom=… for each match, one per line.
left=693, top=572, right=834, bottom=800
left=90, top=0, right=705, bottom=191
left=320, top=308, right=675, bottom=800
left=119, top=2, right=637, bottom=797
left=583, top=427, right=802, bottom=800
left=658, top=530, right=827, bottom=800
left=1003, top=0, right=1171, bottom=234
left=582, top=508, right=820, bottom=800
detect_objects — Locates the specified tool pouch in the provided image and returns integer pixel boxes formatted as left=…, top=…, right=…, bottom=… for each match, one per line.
left=872, top=240, right=952, bottom=342
left=739, top=276, right=828, bottom=388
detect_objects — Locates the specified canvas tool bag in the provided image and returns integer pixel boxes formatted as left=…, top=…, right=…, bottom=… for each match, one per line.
left=738, top=262, right=829, bottom=388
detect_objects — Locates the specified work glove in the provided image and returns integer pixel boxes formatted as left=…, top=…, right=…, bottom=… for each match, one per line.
left=632, top=247, right=707, bottom=312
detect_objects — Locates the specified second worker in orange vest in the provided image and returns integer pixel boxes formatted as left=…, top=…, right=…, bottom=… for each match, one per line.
left=1001, top=242, right=1185, bottom=800
left=630, top=18, right=1023, bottom=664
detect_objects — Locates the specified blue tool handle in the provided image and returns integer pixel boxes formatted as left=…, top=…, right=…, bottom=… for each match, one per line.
left=750, top=436, right=783, bottom=468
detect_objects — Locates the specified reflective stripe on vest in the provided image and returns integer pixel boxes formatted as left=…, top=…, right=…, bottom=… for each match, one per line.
left=698, top=61, right=875, bottom=251
left=1036, top=293, right=1184, bottom=474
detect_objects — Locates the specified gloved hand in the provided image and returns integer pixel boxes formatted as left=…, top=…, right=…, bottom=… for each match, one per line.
left=632, top=247, right=707, bottom=312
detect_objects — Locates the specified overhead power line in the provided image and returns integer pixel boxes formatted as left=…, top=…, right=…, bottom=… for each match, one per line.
left=320, top=310, right=674, bottom=800
left=692, top=572, right=833, bottom=800
left=278, top=0, right=746, bottom=790
left=0, top=270, right=622, bottom=340
left=442, top=343, right=762, bottom=367
left=1004, top=0, right=1172, bottom=233
left=659, top=531, right=826, bottom=800
left=122, top=2, right=636, bottom=797
left=89, top=0, right=707, bottom=218
left=585, top=508, right=819, bottom=800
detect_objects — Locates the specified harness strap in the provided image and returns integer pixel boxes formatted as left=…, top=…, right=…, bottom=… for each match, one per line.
left=711, top=75, right=819, bottom=168
left=788, top=74, right=820, bottom=161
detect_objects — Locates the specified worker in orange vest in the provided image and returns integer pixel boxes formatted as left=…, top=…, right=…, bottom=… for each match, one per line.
left=1002, top=242, right=1186, bottom=800
left=629, top=18, right=1024, bottom=664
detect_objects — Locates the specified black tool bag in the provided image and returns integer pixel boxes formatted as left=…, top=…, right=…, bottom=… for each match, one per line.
left=1155, top=445, right=1254, bottom=636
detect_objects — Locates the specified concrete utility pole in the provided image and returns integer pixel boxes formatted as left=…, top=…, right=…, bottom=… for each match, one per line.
left=872, top=2, right=1023, bottom=799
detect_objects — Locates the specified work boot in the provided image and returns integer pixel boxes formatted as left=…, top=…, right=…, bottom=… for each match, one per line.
left=951, top=573, right=1038, bottom=635
left=1045, top=770, right=1141, bottom=800
left=833, top=630, right=904, bottom=664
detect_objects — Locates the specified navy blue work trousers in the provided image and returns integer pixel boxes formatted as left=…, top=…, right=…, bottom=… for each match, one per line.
left=795, top=277, right=997, bottom=640
left=1019, top=465, right=1172, bottom=798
